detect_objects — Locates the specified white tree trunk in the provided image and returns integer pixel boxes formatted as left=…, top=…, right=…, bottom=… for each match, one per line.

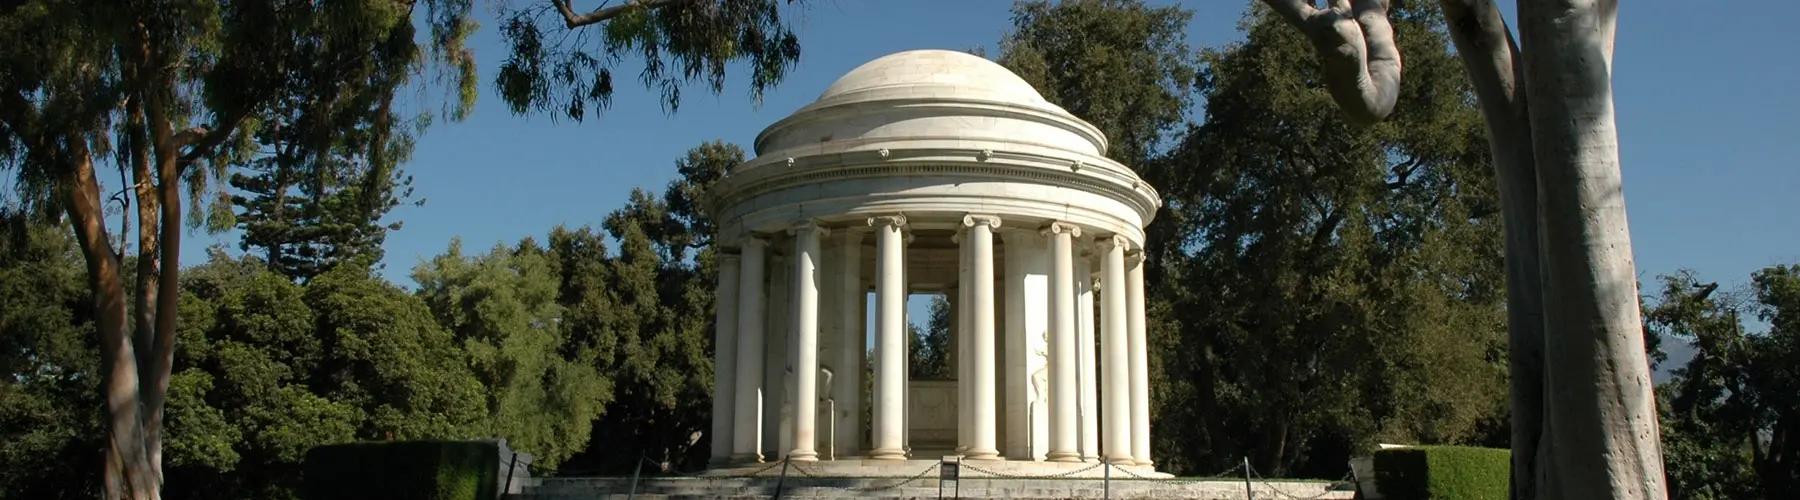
left=1259, top=1, right=1667, bottom=498
left=1517, top=1, right=1665, bottom=498
left=1436, top=2, right=1547, bottom=498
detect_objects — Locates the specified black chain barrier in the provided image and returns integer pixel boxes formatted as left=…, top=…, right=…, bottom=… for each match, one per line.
left=518, top=453, right=1357, bottom=499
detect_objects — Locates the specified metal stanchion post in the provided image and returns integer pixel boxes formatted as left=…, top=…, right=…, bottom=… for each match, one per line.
left=627, top=452, right=644, bottom=500
left=1104, top=457, right=1111, bottom=500
left=503, top=452, right=518, bottom=497
left=955, top=456, right=962, bottom=500
left=774, top=455, right=792, bottom=500
left=938, top=462, right=945, bottom=500
left=1242, top=456, right=1253, bottom=500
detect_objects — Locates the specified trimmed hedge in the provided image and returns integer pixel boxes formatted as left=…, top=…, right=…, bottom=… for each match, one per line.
left=302, top=440, right=500, bottom=500
left=1373, top=445, right=1509, bottom=500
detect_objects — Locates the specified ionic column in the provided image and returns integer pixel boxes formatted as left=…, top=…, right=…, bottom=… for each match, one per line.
left=1043, top=222, right=1082, bottom=462
left=711, top=253, right=742, bottom=466
left=1127, top=251, right=1152, bottom=466
left=788, top=222, right=827, bottom=461
left=1076, top=244, right=1099, bottom=462
left=1099, top=235, right=1131, bottom=463
left=1001, top=230, right=1033, bottom=459
left=965, top=215, right=1001, bottom=460
left=954, top=228, right=970, bottom=455
left=835, top=231, right=865, bottom=458
left=732, top=237, right=770, bottom=463
left=869, top=215, right=909, bottom=460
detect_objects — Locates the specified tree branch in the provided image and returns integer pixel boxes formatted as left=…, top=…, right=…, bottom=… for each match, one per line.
left=1441, top=0, right=1522, bottom=114
left=555, top=0, right=692, bottom=29
left=175, top=110, right=251, bottom=168
left=1258, top=0, right=1403, bottom=125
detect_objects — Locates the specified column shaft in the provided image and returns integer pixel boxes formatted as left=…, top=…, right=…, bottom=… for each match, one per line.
left=955, top=230, right=971, bottom=454
left=869, top=216, right=908, bottom=460
left=1077, top=248, right=1099, bottom=462
left=731, top=238, right=769, bottom=462
left=1127, top=252, right=1153, bottom=466
left=836, top=232, right=864, bottom=458
left=1100, top=236, right=1131, bottom=463
left=1044, top=222, right=1081, bottom=462
left=711, top=255, right=741, bottom=465
left=788, top=223, right=825, bottom=461
left=966, top=215, right=1001, bottom=459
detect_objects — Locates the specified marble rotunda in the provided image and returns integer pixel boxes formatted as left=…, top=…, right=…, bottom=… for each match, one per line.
left=705, top=49, right=1162, bottom=476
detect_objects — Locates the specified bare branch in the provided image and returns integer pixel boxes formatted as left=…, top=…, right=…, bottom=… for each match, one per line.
left=1258, top=0, right=1403, bottom=125
left=554, top=0, right=692, bottom=29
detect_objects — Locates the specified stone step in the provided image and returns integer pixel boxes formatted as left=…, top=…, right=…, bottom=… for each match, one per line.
left=518, top=477, right=1354, bottom=500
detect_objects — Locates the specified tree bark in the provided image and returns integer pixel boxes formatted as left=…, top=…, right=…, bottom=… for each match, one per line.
left=59, top=142, right=159, bottom=500
left=1436, top=2, right=1547, bottom=499
left=1260, top=0, right=1403, bottom=126
left=126, top=95, right=162, bottom=400
left=1517, top=1, right=1665, bottom=498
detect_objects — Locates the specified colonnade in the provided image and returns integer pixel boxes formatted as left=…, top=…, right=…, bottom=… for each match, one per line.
left=709, top=214, right=1153, bottom=465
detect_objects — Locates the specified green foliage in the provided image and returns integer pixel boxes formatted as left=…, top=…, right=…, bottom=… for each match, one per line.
left=1645, top=267, right=1800, bottom=499
left=493, top=0, right=803, bottom=121
left=0, top=211, right=102, bottom=500
left=225, top=0, right=432, bottom=280
left=1108, top=2, right=1507, bottom=477
left=910, top=295, right=951, bottom=380
left=413, top=239, right=609, bottom=468
left=137, top=251, right=488, bottom=499
left=1372, top=446, right=1510, bottom=500
left=300, top=440, right=499, bottom=500
left=998, top=0, right=1198, bottom=168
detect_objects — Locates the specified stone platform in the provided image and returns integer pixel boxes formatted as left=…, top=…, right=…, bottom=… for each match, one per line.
left=516, top=476, right=1353, bottom=500
left=513, top=460, right=1355, bottom=500
left=705, top=458, right=1171, bottom=479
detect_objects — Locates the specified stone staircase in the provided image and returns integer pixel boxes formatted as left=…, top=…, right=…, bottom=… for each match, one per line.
left=512, top=475, right=1356, bottom=499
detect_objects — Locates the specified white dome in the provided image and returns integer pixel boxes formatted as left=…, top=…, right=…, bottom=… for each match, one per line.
left=714, top=50, right=1159, bottom=249
left=752, top=50, right=1108, bottom=157
left=814, top=50, right=1054, bottom=110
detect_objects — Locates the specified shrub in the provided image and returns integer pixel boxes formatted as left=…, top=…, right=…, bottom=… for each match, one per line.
left=302, top=440, right=499, bottom=500
left=1372, top=445, right=1509, bottom=500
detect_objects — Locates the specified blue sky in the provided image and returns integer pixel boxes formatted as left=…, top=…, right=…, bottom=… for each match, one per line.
left=169, top=1, right=1796, bottom=373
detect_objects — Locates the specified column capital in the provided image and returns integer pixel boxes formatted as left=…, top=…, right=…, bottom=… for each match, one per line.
left=866, top=214, right=908, bottom=228
left=1126, top=250, right=1146, bottom=267
left=789, top=220, right=831, bottom=237
left=720, top=252, right=742, bottom=263
left=1097, top=234, right=1129, bottom=251
left=963, top=214, right=1003, bottom=229
left=1039, top=221, right=1082, bottom=238
left=742, top=236, right=771, bottom=249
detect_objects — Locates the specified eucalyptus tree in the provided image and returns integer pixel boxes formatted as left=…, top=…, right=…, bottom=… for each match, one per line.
left=492, top=0, right=803, bottom=120
left=2, top=1, right=477, bottom=496
left=1256, top=0, right=1662, bottom=497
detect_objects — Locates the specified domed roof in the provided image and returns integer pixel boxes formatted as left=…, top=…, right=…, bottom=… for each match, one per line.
left=812, top=50, right=1057, bottom=111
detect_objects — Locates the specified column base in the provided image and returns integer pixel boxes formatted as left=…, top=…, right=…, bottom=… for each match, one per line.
left=965, top=448, right=1001, bottom=460
left=787, top=450, right=819, bottom=462
left=1046, top=451, right=1082, bottom=463
left=868, top=448, right=907, bottom=460
left=1134, top=458, right=1155, bottom=467
left=1104, top=453, right=1133, bottom=464
left=729, top=453, right=764, bottom=465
